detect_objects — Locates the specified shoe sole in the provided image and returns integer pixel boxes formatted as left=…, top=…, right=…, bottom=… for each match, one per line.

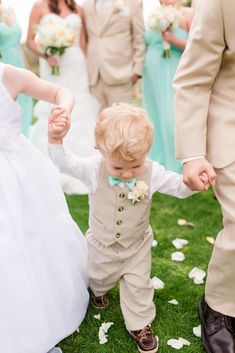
left=129, top=332, right=159, bottom=353
left=198, top=300, right=212, bottom=353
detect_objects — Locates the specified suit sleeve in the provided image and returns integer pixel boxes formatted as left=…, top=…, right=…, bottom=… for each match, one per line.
left=173, top=0, right=225, bottom=159
left=131, top=0, right=145, bottom=76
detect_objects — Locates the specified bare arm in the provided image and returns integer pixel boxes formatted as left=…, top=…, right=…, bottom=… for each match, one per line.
left=3, top=65, right=74, bottom=110
left=27, top=1, right=46, bottom=58
left=162, top=8, right=195, bottom=51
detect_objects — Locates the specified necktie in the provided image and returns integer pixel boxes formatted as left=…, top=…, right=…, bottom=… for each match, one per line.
left=108, top=176, right=136, bottom=189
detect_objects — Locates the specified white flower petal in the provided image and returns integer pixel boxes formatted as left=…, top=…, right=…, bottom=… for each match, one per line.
left=178, top=338, right=191, bottom=346
left=152, top=239, right=158, bottom=247
left=167, top=337, right=191, bottom=350
left=167, top=338, right=184, bottom=350
left=171, top=251, right=185, bottom=262
left=172, top=238, right=188, bottom=249
left=193, top=325, right=201, bottom=338
left=168, top=299, right=179, bottom=305
left=151, top=276, right=165, bottom=290
left=98, top=322, right=114, bottom=345
left=94, top=314, right=101, bottom=320
left=189, top=267, right=206, bottom=284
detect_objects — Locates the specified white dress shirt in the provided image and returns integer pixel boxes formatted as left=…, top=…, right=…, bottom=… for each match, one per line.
left=49, top=144, right=194, bottom=198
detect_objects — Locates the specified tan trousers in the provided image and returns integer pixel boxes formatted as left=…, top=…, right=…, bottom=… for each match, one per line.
left=90, top=76, right=134, bottom=110
left=206, top=161, right=235, bottom=316
left=86, top=229, right=156, bottom=331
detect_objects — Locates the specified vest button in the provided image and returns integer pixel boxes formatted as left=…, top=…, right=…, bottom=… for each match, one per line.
left=119, top=193, right=126, bottom=199
left=118, top=206, right=124, bottom=212
left=115, top=232, right=121, bottom=238
left=116, top=219, right=122, bottom=225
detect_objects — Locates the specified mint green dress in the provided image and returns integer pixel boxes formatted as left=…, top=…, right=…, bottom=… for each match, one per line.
left=143, top=28, right=188, bottom=173
left=0, top=22, right=33, bottom=136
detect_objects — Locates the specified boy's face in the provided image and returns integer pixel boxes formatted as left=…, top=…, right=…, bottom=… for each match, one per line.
left=103, top=152, right=147, bottom=181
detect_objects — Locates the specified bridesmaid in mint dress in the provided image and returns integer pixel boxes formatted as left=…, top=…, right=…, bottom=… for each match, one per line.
left=0, top=5, right=33, bottom=136
left=143, top=0, right=194, bottom=173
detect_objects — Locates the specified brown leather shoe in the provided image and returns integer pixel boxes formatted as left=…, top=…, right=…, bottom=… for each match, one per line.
left=198, top=297, right=235, bottom=353
left=129, top=326, right=159, bottom=353
left=91, top=292, right=109, bottom=309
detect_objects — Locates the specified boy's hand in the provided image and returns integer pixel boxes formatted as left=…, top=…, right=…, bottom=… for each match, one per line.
left=199, top=172, right=210, bottom=190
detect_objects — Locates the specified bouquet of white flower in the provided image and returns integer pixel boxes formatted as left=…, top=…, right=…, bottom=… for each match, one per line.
left=147, top=5, right=183, bottom=58
left=36, top=22, right=75, bottom=75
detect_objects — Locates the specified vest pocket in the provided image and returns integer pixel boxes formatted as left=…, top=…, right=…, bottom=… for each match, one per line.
left=91, top=215, right=106, bottom=230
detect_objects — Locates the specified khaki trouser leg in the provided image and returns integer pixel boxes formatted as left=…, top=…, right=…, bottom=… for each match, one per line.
left=86, top=233, right=120, bottom=296
left=86, top=230, right=156, bottom=329
left=90, top=77, right=108, bottom=111
left=205, top=161, right=235, bottom=317
left=103, top=80, right=134, bottom=107
left=119, top=231, right=156, bottom=331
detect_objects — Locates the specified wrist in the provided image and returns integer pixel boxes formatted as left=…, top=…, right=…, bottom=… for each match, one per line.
left=48, top=136, right=63, bottom=145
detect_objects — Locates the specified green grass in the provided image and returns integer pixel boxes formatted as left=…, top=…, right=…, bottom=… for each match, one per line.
left=61, top=190, right=222, bottom=353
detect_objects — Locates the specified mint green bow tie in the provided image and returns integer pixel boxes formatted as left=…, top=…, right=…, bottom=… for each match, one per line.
left=108, top=176, right=136, bottom=189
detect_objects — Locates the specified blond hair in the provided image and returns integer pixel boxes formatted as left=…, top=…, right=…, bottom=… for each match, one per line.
left=95, top=103, right=153, bottom=161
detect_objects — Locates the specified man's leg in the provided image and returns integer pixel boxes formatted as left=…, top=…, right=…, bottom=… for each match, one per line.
left=103, top=81, right=134, bottom=106
left=90, top=77, right=108, bottom=111
left=199, top=161, right=235, bottom=353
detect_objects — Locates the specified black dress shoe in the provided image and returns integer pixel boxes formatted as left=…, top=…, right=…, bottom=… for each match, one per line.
left=198, top=298, right=235, bottom=353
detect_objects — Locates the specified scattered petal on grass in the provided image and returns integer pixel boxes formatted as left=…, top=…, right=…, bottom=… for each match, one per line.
left=193, top=325, right=201, bottom=338
left=177, top=219, right=195, bottom=228
left=172, top=238, right=189, bottom=249
left=168, top=299, right=179, bottom=305
left=151, top=276, right=165, bottom=290
left=189, top=267, right=206, bottom=284
left=171, top=251, right=185, bottom=262
left=152, top=239, right=158, bottom=247
left=94, top=314, right=101, bottom=320
left=98, top=322, right=114, bottom=345
left=206, top=236, right=215, bottom=245
left=167, top=337, right=191, bottom=350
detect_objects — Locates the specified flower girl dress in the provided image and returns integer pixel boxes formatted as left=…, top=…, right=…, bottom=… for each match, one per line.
left=0, top=63, right=89, bottom=353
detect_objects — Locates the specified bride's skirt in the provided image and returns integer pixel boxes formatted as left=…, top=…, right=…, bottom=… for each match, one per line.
left=0, top=135, right=89, bottom=353
left=30, top=46, right=100, bottom=195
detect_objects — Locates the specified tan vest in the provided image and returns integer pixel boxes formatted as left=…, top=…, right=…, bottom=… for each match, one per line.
left=87, top=160, right=152, bottom=248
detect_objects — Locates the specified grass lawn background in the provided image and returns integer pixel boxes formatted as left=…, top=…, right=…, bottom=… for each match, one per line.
left=59, top=189, right=222, bottom=353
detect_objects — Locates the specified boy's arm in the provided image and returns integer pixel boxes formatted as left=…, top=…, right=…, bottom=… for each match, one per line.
left=48, top=144, right=100, bottom=194
left=150, top=161, right=198, bottom=199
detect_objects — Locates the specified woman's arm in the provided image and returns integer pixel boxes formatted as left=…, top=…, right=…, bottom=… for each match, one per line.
left=162, top=8, right=195, bottom=51
left=26, top=1, right=46, bottom=58
left=77, top=6, right=87, bottom=55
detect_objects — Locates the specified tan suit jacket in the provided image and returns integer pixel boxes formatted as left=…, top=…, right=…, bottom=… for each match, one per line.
left=174, top=0, right=235, bottom=168
left=82, top=0, right=145, bottom=86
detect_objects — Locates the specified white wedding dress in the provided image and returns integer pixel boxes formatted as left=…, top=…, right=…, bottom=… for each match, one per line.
left=0, top=62, right=89, bottom=353
left=30, top=13, right=100, bottom=194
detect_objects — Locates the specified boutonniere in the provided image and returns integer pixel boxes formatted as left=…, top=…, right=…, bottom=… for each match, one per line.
left=127, top=181, right=149, bottom=205
left=113, top=0, right=125, bottom=13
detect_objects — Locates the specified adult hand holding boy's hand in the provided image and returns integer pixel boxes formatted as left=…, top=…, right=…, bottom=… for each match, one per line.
left=183, top=159, right=216, bottom=191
